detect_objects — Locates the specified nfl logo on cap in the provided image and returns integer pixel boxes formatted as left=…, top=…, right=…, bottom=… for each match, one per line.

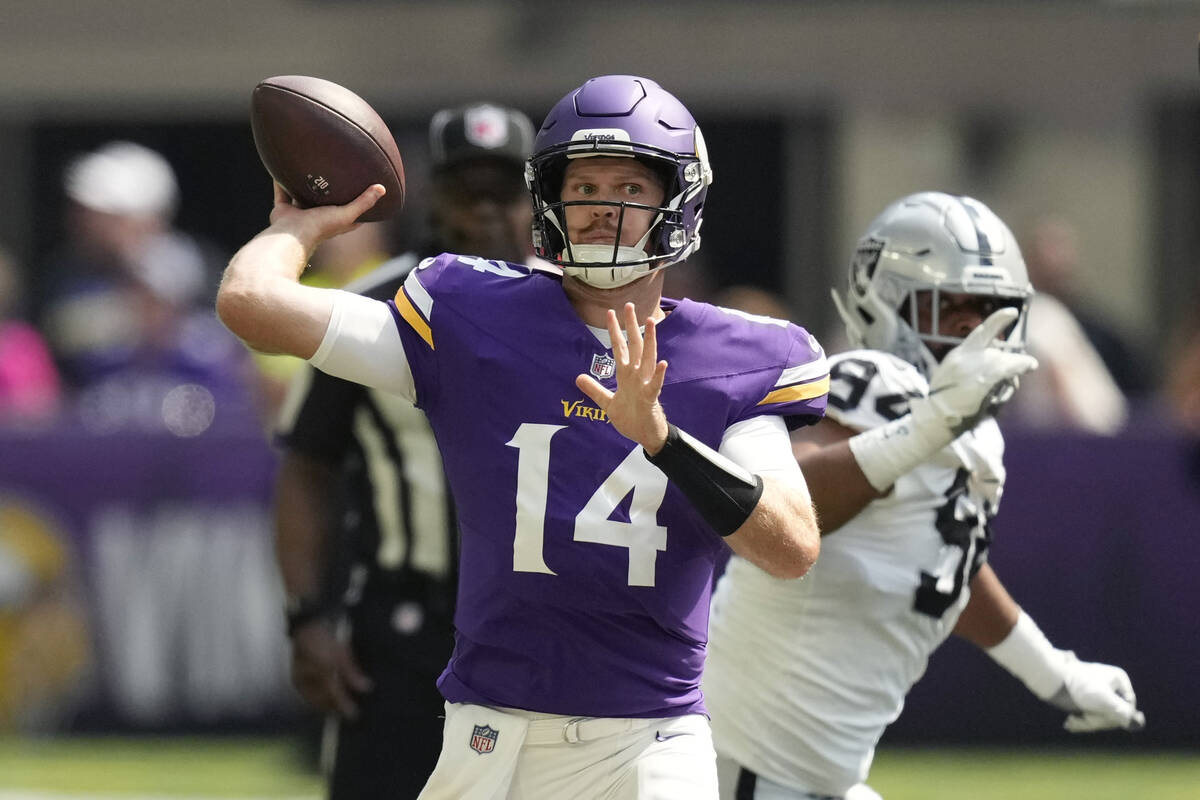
left=465, top=105, right=510, bottom=150
left=429, top=102, right=535, bottom=168
left=590, top=353, right=616, bottom=380
left=470, top=724, right=498, bottom=754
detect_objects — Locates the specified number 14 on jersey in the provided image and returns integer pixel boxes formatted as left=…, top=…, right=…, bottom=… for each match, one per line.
left=508, top=423, right=668, bottom=587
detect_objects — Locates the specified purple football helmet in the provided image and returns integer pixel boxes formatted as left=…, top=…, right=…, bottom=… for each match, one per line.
left=526, top=75, right=714, bottom=287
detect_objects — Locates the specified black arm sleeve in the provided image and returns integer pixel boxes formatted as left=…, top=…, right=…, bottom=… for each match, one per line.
left=644, top=424, right=765, bottom=537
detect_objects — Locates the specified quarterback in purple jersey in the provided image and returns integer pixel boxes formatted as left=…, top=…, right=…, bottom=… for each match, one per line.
left=218, top=75, right=827, bottom=799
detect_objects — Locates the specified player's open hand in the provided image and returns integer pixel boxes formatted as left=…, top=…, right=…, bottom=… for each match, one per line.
left=576, top=303, right=670, bottom=452
left=289, top=619, right=374, bottom=720
left=922, top=307, right=1039, bottom=434
left=268, top=182, right=385, bottom=254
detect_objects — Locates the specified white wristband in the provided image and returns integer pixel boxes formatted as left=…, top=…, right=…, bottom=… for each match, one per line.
left=847, top=412, right=954, bottom=492
left=986, top=610, right=1069, bottom=700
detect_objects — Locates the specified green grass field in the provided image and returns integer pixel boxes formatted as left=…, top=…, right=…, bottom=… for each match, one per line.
left=0, top=736, right=321, bottom=798
left=0, top=737, right=1197, bottom=799
left=869, top=747, right=1200, bottom=800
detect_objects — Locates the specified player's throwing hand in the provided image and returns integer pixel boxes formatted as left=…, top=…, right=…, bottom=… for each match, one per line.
left=268, top=182, right=385, bottom=254
left=576, top=302, right=670, bottom=454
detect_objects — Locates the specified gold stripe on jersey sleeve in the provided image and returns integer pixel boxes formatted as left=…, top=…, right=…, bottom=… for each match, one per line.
left=757, top=375, right=830, bottom=405
left=394, top=287, right=434, bottom=349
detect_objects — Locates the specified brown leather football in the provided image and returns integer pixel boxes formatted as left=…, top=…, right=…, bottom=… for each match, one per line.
left=251, top=75, right=405, bottom=222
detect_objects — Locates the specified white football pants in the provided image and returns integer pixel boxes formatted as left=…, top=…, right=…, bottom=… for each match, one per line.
left=418, top=701, right=718, bottom=800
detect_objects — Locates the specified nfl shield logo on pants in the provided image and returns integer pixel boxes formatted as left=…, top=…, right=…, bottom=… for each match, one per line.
left=590, top=353, right=616, bottom=380
left=470, top=724, right=498, bottom=754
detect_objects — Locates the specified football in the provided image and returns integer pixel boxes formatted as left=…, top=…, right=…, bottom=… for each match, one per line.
left=250, top=75, right=405, bottom=222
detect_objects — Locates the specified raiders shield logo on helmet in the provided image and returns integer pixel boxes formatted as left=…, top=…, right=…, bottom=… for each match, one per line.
left=590, top=353, right=616, bottom=380
left=851, top=237, right=885, bottom=295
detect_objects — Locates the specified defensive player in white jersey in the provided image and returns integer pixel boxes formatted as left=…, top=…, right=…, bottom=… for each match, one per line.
left=703, top=192, right=1144, bottom=800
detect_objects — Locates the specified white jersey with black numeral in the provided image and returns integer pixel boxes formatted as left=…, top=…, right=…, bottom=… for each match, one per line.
left=703, top=349, right=1005, bottom=797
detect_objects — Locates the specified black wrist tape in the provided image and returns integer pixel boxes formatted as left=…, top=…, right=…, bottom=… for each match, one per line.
left=285, top=596, right=329, bottom=638
left=644, top=423, right=765, bottom=537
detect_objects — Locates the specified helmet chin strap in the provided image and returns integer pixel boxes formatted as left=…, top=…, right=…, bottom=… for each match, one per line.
left=560, top=225, right=658, bottom=288
left=562, top=245, right=653, bottom=288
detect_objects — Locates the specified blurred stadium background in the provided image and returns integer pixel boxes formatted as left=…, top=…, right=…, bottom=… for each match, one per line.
left=1, top=1, right=1199, bottom=797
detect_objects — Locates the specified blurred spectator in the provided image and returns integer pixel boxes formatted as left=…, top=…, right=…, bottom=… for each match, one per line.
left=0, top=246, right=61, bottom=424
left=1022, top=216, right=1152, bottom=396
left=33, top=141, right=255, bottom=435
left=1000, top=217, right=1130, bottom=435
left=1164, top=288, right=1200, bottom=437
left=1003, top=291, right=1128, bottom=435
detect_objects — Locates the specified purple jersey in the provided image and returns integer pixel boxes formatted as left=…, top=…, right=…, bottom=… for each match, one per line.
left=387, top=253, right=827, bottom=717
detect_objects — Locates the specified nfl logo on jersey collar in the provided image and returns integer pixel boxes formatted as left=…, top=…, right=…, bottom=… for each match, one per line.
left=590, top=352, right=616, bottom=380
left=470, top=723, right=498, bottom=754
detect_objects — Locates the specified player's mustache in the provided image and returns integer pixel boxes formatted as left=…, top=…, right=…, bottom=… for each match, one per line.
left=578, top=222, right=620, bottom=239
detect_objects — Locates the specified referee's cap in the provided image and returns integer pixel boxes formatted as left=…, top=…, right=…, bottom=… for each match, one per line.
left=429, top=103, right=535, bottom=169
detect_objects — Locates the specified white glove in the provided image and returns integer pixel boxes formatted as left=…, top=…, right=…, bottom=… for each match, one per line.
left=849, top=307, right=1038, bottom=492
left=1050, top=652, right=1146, bottom=733
left=845, top=783, right=884, bottom=800
left=988, top=611, right=1145, bottom=733
left=916, top=307, right=1039, bottom=436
